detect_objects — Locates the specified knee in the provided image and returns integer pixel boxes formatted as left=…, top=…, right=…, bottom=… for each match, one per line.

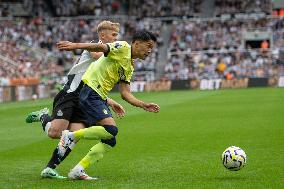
left=103, top=125, right=118, bottom=137
left=48, top=127, right=62, bottom=139
left=101, top=137, right=116, bottom=147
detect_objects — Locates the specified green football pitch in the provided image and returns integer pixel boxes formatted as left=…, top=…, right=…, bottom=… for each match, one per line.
left=0, top=88, right=283, bottom=189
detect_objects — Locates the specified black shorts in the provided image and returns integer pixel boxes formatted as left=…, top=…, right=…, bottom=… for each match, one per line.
left=52, top=89, right=89, bottom=126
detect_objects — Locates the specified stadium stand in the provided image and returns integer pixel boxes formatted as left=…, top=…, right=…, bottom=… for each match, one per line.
left=165, top=16, right=284, bottom=80
left=1, top=0, right=284, bottom=101
left=0, top=17, right=162, bottom=84
left=214, top=0, right=272, bottom=16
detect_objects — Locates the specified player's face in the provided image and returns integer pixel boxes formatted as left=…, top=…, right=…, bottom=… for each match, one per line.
left=100, top=29, right=119, bottom=43
left=136, top=40, right=155, bottom=60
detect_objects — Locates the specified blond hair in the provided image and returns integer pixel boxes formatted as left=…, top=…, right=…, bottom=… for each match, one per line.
left=97, top=20, right=120, bottom=33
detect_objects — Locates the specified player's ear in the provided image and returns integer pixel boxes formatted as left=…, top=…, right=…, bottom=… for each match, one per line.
left=98, top=31, right=105, bottom=41
left=132, top=41, right=138, bottom=51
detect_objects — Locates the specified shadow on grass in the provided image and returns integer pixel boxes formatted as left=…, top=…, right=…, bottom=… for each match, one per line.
left=214, top=176, right=248, bottom=181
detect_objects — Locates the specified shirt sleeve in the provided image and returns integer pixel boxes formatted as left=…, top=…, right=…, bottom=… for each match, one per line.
left=105, top=41, right=130, bottom=61
left=118, top=66, right=133, bottom=84
left=106, top=41, right=133, bottom=83
left=124, top=68, right=133, bottom=83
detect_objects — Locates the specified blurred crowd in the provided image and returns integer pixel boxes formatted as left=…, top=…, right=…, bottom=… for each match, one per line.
left=164, top=49, right=282, bottom=80
left=169, top=17, right=283, bottom=52
left=0, top=41, right=64, bottom=83
left=128, top=0, right=201, bottom=18
left=214, top=0, right=272, bottom=16
left=0, top=0, right=202, bottom=18
left=1, top=0, right=284, bottom=87
left=165, top=17, right=284, bottom=80
left=50, top=0, right=126, bottom=17
left=0, top=17, right=162, bottom=85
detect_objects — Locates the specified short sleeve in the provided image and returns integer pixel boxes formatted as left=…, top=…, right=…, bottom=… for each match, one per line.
left=105, top=41, right=130, bottom=61
left=118, top=66, right=133, bottom=84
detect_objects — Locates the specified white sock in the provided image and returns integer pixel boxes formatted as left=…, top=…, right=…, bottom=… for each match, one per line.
left=68, top=132, right=75, bottom=140
left=44, top=122, right=51, bottom=135
left=74, top=164, right=84, bottom=172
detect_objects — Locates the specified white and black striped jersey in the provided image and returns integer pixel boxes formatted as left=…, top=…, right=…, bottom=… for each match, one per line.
left=63, top=41, right=100, bottom=93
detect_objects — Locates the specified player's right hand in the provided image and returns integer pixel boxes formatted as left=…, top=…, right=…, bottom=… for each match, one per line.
left=57, top=41, right=75, bottom=50
left=142, top=103, right=160, bottom=113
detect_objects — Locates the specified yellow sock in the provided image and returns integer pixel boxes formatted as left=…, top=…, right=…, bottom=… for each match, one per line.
left=74, top=126, right=113, bottom=141
left=79, top=142, right=112, bottom=169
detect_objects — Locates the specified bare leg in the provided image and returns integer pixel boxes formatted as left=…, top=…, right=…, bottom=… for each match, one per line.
left=47, top=119, right=69, bottom=139
left=44, top=122, right=86, bottom=172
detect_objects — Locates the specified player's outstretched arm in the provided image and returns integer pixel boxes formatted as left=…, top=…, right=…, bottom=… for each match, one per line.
left=90, top=40, right=104, bottom=60
left=107, top=98, right=125, bottom=118
left=57, top=41, right=108, bottom=53
left=119, top=82, right=160, bottom=113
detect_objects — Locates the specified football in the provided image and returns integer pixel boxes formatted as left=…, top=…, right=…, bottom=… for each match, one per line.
left=222, top=146, right=247, bottom=171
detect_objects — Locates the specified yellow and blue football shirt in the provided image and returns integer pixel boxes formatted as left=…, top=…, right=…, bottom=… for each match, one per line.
left=82, top=41, right=134, bottom=100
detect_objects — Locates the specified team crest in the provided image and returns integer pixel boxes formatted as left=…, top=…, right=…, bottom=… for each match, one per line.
left=57, top=110, right=63, bottom=117
left=103, top=109, right=108, bottom=115
left=114, top=42, right=122, bottom=49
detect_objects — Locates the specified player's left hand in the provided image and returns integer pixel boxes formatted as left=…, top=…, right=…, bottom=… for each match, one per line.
left=111, top=103, right=125, bottom=118
left=143, top=103, right=160, bottom=113
left=107, top=99, right=125, bottom=118
left=57, top=41, right=76, bottom=50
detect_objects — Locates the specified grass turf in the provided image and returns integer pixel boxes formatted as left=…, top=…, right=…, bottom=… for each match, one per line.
left=0, top=87, right=283, bottom=189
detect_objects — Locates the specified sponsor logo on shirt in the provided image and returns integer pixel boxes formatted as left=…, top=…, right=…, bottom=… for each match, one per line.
left=57, top=110, right=63, bottom=117
left=114, top=42, right=122, bottom=49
